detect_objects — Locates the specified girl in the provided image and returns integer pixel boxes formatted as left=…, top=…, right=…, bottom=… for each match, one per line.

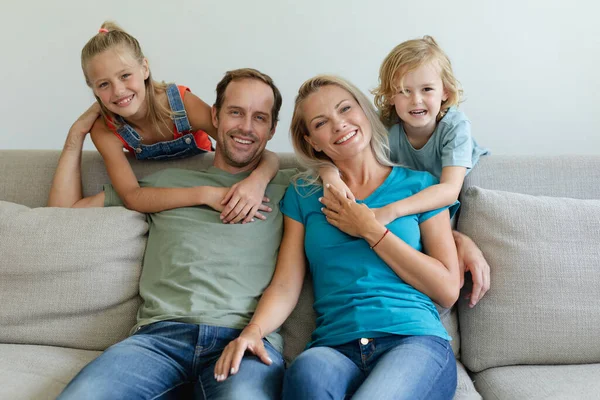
left=80, top=22, right=278, bottom=222
left=322, top=36, right=490, bottom=307
left=215, top=75, right=459, bottom=399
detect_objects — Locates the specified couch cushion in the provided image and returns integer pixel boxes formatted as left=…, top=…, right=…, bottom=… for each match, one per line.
left=0, top=344, right=101, bottom=400
left=472, top=364, right=600, bottom=400
left=457, top=187, right=600, bottom=372
left=0, top=202, right=147, bottom=351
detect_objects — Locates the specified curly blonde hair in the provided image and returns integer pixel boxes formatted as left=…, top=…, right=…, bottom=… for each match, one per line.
left=372, top=35, right=463, bottom=127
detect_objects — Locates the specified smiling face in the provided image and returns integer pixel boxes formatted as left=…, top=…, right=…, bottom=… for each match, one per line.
left=211, top=78, right=276, bottom=172
left=390, top=62, right=448, bottom=137
left=302, top=84, right=372, bottom=163
left=85, top=47, right=149, bottom=120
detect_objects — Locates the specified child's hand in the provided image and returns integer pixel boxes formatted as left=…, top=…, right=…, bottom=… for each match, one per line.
left=453, top=231, right=490, bottom=308
left=220, top=175, right=272, bottom=224
left=70, top=103, right=101, bottom=137
left=371, top=205, right=397, bottom=226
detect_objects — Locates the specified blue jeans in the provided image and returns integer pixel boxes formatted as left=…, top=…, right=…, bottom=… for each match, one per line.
left=283, top=335, right=456, bottom=400
left=58, top=321, right=284, bottom=400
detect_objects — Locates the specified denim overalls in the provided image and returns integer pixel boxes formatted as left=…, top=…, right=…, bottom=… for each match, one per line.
left=114, top=84, right=210, bottom=160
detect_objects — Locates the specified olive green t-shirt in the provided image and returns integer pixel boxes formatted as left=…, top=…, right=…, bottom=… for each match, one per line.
left=104, top=167, right=297, bottom=352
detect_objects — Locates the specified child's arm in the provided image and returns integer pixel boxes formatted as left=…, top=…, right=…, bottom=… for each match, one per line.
left=219, top=149, right=279, bottom=224
left=182, top=91, right=217, bottom=139
left=319, top=165, right=356, bottom=201
left=48, top=104, right=105, bottom=208
left=90, top=120, right=232, bottom=213
left=375, top=166, right=466, bottom=225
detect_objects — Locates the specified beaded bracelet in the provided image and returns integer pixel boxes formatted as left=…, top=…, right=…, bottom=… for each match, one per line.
left=370, top=228, right=390, bottom=250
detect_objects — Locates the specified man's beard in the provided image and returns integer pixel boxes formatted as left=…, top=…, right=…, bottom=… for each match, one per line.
left=218, top=129, right=262, bottom=168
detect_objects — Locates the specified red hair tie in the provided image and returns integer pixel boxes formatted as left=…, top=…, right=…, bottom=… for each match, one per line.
left=98, top=28, right=109, bottom=33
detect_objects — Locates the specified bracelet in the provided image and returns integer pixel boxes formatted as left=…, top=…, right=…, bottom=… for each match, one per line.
left=370, top=228, right=390, bottom=250
left=247, top=322, right=263, bottom=338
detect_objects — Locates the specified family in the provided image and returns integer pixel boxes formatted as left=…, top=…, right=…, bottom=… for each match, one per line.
left=51, top=21, right=490, bottom=400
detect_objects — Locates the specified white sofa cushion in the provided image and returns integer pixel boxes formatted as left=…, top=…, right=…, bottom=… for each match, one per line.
left=457, top=187, right=600, bottom=372
left=0, top=201, right=147, bottom=351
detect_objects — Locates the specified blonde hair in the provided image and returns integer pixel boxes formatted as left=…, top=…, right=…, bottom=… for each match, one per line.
left=373, top=35, right=463, bottom=127
left=81, top=21, right=172, bottom=136
left=290, top=75, right=394, bottom=187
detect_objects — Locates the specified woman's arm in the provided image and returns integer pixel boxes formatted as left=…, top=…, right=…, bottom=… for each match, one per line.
left=375, top=166, right=466, bottom=224
left=90, top=120, right=226, bottom=213
left=48, top=104, right=105, bottom=208
left=322, top=185, right=460, bottom=308
left=214, top=216, right=307, bottom=381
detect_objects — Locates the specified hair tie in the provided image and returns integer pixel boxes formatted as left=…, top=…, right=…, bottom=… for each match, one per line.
left=98, top=28, right=109, bottom=34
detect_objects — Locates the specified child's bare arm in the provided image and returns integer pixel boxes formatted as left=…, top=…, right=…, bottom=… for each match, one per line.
left=183, top=91, right=217, bottom=139
left=376, top=166, right=466, bottom=224
left=220, top=150, right=279, bottom=224
left=90, top=120, right=226, bottom=213
left=319, top=165, right=356, bottom=201
left=48, top=104, right=105, bottom=208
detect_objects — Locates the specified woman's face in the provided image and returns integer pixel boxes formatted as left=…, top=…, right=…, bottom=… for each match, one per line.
left=302, top=85, right=372, bottom=162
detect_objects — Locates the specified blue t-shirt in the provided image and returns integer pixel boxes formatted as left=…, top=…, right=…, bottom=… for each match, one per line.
left=280, top=167, right=459, bottom=348
left=388, top=107, right=489, bottom=179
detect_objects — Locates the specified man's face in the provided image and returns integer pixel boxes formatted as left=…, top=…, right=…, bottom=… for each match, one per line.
left=212, top=79, right=276, bottom=171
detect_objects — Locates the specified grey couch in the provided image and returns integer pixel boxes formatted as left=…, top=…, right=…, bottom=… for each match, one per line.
left=1, top=150, right=599, bottom=400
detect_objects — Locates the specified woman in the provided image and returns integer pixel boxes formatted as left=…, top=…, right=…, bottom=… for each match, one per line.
left=214, top=75, right=460, bottom=400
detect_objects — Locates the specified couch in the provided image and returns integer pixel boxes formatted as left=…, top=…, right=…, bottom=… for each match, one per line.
left=1, top=150, right=599, bottom=400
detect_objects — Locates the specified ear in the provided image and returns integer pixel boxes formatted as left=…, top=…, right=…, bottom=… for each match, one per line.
left=142, top=58, right=150, bottom=80
left=304, top=135, right=322, bottom=152
left=268, top=121, right=277, bottom=140
left=211, top=106, right=219, bottom=129
left=442, top=88, right=449, bottom=103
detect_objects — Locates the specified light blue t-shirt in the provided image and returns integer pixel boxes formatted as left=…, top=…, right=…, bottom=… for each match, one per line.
left=388, top=107, right=489, bottom=179
left=280, top=167, right=459, bottom=348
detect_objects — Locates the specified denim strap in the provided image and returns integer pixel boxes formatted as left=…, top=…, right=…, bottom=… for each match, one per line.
left=166, top=84, right=192, bottom=133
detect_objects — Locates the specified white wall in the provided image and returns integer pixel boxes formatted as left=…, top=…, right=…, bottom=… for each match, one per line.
left=1, top=0, right=598, bottom=155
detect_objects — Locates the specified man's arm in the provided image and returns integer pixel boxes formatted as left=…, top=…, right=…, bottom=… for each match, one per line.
left=48, top=104, right=106, bottom=208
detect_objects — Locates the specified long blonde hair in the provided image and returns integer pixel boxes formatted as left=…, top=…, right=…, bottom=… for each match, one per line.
left=290, top=75, right=394, bottom=187
left=81, top=21, right=172, bottom=136
left=373, top=35, right=463, bottom=127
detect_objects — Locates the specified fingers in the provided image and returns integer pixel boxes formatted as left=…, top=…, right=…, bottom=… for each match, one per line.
left=243, top=205, right=260, bottom=224
left=325, top=184, right=345, bottom=201
left=467, top=260, right=490, bottom=308
left=318, top=196, right=340, bottom=213
left=229, top=204, right=253, bottom=224
left=214, top=342, right=244, bottom=382
left=254, top=342, right=273, bottom=366
left=220, top=186, right=236, bottom=206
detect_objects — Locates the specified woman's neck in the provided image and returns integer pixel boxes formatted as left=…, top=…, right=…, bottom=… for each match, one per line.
left=335, top=150, right=391, bottom=200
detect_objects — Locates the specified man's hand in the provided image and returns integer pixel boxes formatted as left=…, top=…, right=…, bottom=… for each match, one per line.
left=220, top=175, right=272, bottom=224
left=213, top=324, right=272, bottom=382
left=454, top=231, right=490, bottom=308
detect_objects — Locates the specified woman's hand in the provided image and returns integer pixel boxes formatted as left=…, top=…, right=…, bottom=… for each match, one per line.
left=320, top=184, right=381, bottom=238
left=220, top=175, right=272, bottom=224
left=213, top=324, right=272, bottom=382
left=320, top=166, right=356, bottom=202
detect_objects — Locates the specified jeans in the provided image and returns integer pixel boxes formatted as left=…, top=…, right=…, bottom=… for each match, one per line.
left=283, top=335, right=456, bottom=400
left=58, top=321, right=284, bottom=400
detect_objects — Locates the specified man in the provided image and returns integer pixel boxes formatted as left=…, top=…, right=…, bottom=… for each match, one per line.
left=52, top=68, right=293, bottom=399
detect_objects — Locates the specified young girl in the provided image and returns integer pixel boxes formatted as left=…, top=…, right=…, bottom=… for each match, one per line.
left=80, top=21, right=278, bottom=223
left=322, top=36, right=490, bottom=307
